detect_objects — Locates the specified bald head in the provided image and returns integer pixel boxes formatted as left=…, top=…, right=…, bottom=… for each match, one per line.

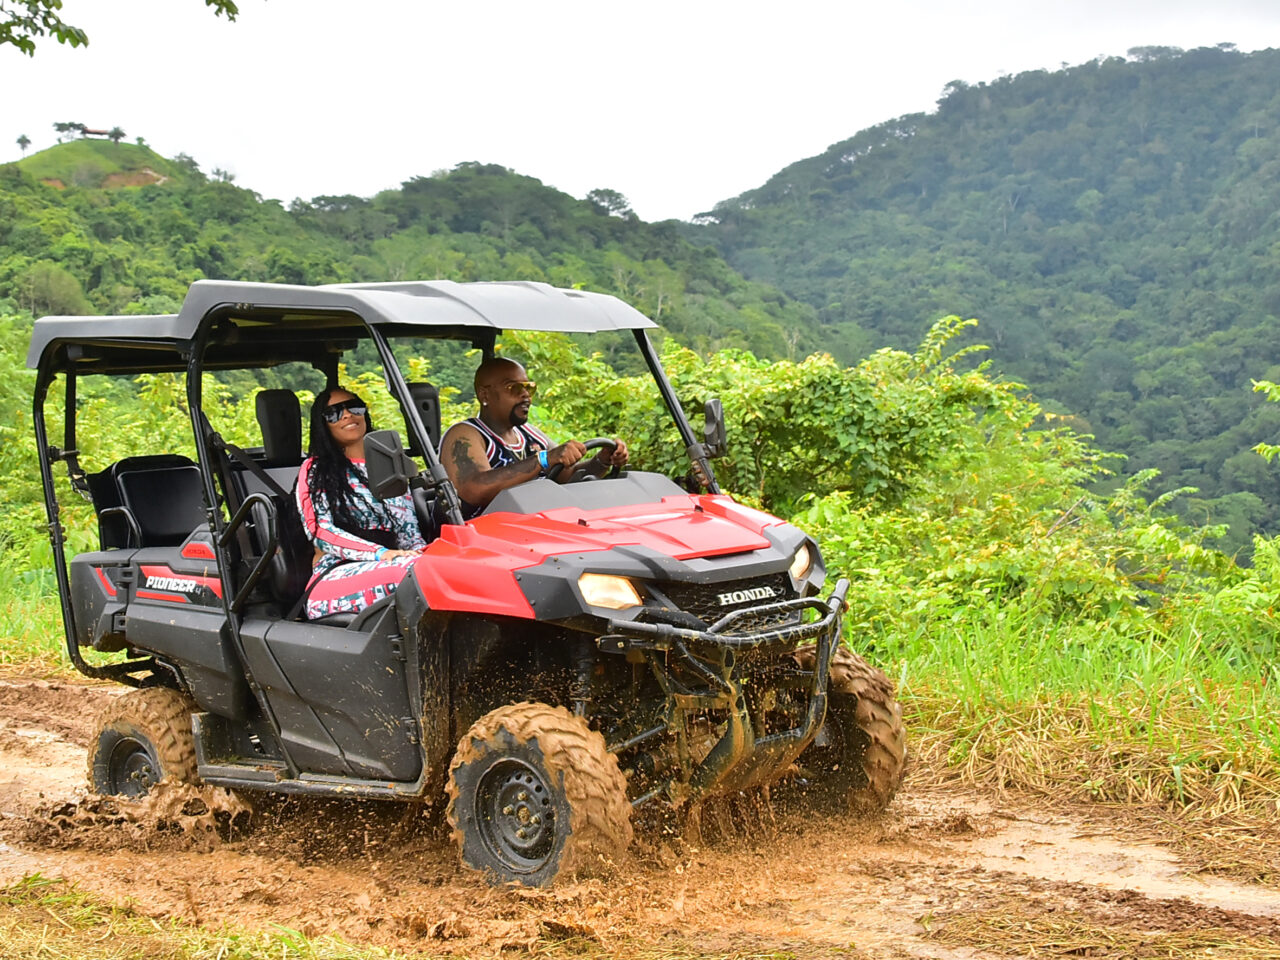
left=474, top=357, right=526, bottom=394
left=474, top=357, right=535, bottom=427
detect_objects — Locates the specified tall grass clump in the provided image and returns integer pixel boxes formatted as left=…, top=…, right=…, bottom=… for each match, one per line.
left=0, top=566, right=64, bottom=672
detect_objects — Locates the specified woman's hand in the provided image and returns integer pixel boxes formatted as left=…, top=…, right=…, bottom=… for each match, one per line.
left=379, top=548, right=420, bottom=561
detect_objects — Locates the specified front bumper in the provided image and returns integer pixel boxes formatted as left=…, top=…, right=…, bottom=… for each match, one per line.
left=598, top=577, right=850, bottom=653
left=598, top=578, right=851, bottom=806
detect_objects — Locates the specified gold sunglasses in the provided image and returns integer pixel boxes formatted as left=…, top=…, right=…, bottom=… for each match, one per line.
left=502, top=379, right=537, bottom=397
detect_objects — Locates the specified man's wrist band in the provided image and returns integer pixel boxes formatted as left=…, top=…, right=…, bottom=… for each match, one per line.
left=375, top=546, right=388, bottom=559
left=537, top=449, right=549, bottom=471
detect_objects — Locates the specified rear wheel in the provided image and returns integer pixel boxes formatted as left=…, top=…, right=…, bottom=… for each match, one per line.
left=792, top=644, right=906, bottom=813
left=446, top=702, right=632, bottom=886
left=87, top=687, right=198, bottom=798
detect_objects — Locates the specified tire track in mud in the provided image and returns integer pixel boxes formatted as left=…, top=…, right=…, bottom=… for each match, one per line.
left=1, top=676, right=1277, bottom=959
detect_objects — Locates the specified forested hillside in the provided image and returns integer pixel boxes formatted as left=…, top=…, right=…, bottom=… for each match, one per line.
left=697, top=44, right=1280, bottom=553
left=0, top=140, right=819, bottom=366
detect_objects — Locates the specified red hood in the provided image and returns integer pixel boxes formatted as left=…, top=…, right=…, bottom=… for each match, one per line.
left=413, top=494, right=782, bottom=616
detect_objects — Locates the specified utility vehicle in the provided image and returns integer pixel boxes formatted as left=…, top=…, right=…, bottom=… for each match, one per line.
left=29, top=280, right=905, bottom=885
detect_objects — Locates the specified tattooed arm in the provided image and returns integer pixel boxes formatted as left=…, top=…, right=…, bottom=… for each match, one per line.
left=440, top=423, right=593, bottom=511
left=440, top=423, right=544, bottom=510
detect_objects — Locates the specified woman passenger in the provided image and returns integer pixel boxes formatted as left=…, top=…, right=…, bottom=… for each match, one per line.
left=296, top=387, right=425, bottom=619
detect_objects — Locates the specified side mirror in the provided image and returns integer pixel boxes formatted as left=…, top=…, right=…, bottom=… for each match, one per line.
left=703, top=398, right=727, bottom=459
left=364, top=429, right=419, bottom=500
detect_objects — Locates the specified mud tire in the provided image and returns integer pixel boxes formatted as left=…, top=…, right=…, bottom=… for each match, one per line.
left=446, top=702, right=632, bottom=887
left=87, top=687, right=198, bottom=798
left=792, top=644, right=906, bottom=814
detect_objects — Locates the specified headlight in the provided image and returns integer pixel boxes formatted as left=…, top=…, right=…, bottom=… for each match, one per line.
left=789, top=543, right=813, bottom=581
left=578, top=573, right=643, bottom=610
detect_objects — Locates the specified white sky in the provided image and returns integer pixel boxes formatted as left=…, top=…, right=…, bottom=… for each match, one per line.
left=5, top=0, right=1280, bottom=221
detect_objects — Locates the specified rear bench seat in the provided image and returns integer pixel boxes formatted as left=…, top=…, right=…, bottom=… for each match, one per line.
left=88, top=455, right=206, bottom=549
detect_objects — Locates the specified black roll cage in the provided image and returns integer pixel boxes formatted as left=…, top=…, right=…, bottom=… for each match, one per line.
left=31, top=285, right=721, bottom=692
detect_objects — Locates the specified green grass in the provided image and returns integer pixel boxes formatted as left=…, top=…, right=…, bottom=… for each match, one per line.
left=0, top=568, right=67, bottom=675
left=879, top=597, right=1280, bottom=821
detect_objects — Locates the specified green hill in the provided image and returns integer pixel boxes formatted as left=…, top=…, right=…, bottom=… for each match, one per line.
left=0, top=150, right=820, bottom=365
left=16, top=139, right=182, bottom=188
left=695, top=44, right=1280, bottom=553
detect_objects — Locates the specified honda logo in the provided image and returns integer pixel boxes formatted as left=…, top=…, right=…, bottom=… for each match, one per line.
left=717, top=586, right=776, bottom=606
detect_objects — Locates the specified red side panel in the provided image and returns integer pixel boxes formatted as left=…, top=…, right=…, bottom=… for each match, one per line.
left=94, top=567, right=118, bottom=598
left=136, top=589, right=190, bottom=603
left=412, top=525, right=537, bottom=619
left=413, top=494, right=781, bottom=617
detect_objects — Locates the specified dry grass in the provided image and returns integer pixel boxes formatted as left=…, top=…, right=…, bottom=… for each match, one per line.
left=901, top=683, right=1280, bottom=887
left=907, top=685, right=1280, bottom=821
left=1157, top=810, right=1280, bottom=885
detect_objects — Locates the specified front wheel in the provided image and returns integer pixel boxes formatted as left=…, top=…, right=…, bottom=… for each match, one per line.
left=87, top=687, right=198, bottom=798
left=446, top=702, right=632, bottom=886
left=792, top=644, right=907, bottom=813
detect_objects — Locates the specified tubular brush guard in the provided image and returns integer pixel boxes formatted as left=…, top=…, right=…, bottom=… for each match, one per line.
left=599, top=578, right=851, bottom=807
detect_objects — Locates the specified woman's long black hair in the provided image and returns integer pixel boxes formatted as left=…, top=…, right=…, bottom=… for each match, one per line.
left=306, top=387, right=398, bottom=550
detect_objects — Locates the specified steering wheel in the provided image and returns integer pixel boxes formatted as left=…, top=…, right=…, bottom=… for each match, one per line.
left=546, top=437, right=621, bottom=482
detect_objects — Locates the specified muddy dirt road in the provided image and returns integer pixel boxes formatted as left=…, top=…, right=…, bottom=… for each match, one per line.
left=2, top=677, right=1278, bottom=958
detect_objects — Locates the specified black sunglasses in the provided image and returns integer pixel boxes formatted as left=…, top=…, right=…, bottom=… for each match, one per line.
left=322, top=398, right=367, bottom=424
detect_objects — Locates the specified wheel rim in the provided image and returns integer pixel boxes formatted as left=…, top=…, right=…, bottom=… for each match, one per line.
left=474, top=758, right=557, bottom=873
left=106, top=736, right=160, bottom=798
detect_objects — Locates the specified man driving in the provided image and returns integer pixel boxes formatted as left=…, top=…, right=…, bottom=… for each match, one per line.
left=440, top=357, right=629, bottom=520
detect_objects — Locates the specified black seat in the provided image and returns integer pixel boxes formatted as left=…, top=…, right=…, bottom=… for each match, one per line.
left=214, top=390, right=312, bottom=615
left=256, top=389, right=303, bottom=467
left=89, top=455, right=206, bottom=548
left=248, top=390, right=312, bottom=611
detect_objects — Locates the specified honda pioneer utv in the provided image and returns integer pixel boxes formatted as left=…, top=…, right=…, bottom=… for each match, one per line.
left=29, top=279, right=905, bottom=886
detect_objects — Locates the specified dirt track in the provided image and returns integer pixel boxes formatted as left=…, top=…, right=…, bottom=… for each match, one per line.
left=2, top=677, right=1278, bottom=958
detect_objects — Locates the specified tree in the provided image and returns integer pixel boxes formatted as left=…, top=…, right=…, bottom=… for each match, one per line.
left=17, top=260, right=92, bottom=316
left=586, top=188, right=633, bottom=218
left=52, top=120, right=83, bottom=142
left=1, top=0, right=241, bottom=56
left=1127, top=45, right=1184, bottom=62
left=15, top=133, right=29, bottom=156
left=108, top=126, right=124, bottom=144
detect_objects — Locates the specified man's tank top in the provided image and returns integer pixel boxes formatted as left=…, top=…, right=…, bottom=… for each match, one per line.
left=458, top=416, right=552, bottom=519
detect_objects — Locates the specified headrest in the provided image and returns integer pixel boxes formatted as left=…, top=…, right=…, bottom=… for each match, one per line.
left=255, top=389, right=302, bottom=467
left=404, top=382, right=441, bottom=455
